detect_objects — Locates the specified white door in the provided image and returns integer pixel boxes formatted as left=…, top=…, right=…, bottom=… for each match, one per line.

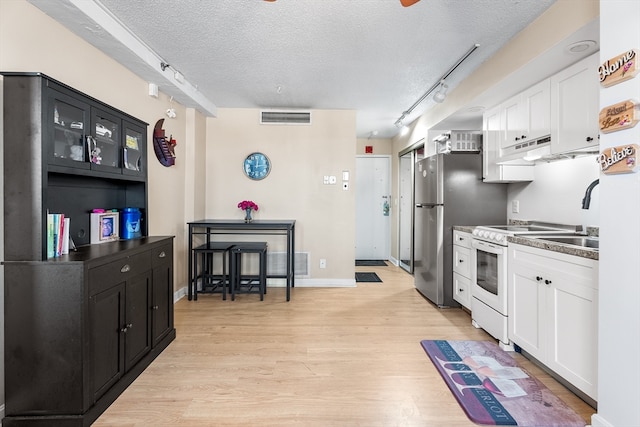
left=355, top=156, right=390, bottom=260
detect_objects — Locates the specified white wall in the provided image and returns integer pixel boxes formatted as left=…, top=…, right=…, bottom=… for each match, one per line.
left=507, top=156, right=600, bottom=228
left=205, top=108, right=357, bottom=284
left=592, top=1, right=640, bottom=426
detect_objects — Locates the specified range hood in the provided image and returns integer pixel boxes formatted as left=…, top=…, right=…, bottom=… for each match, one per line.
left=497, top=135, right=551, bottom=164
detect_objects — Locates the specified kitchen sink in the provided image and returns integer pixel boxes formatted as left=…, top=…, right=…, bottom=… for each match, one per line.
left=534, top=235, right=599, bottom=250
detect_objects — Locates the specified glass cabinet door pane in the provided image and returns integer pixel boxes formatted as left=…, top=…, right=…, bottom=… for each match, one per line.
left=124, top=126, right=143, bottom=172
left=52, top=98, right=86, bottom=163
left=91, top=111, right=121, bottom=170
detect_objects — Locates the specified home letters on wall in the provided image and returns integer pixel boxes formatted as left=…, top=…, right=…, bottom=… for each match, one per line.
left=598, top=144, right=639, bottom=174
left=599, top=99, right=639, bottom=133
left=599, top=49, right=639, bottom=87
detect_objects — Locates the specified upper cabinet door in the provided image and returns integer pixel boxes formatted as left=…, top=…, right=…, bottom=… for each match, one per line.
left=122, top=120, right=146, bottom=178
left=550, top=53, right=600, bottom=154
left=521, top=79, right=551, bottom=142
left=90, top=108, right=122, bottom=175
left=47, top=88, right=91, bottom=170
left=501, top=94, right=523, bottom=149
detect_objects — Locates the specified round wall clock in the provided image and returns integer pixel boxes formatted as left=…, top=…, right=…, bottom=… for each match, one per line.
left=243, top=152, right=271, bottom=180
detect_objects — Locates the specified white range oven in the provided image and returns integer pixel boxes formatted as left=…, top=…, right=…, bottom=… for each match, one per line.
left=469, top=223, right=581, bottom=349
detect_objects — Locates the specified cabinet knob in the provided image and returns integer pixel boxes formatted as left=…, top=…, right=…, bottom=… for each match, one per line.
left=459, top=259, right=464, bottom=263
left=586, top=136, right=594, bottom=142
left=120, top=323, right=133, bottom=333
left=120, top=264, right=131, bottom=273
left=459, top=288, right=464, bottom=292
left=158, top=251, right=166, bottom=258
left=152, top=305, right=159, bottom=310
left=521, top=135, right=527, bottom=140
left=536, top=276, right=543, bottom=281
left=544, top=279, right=552, bottom=285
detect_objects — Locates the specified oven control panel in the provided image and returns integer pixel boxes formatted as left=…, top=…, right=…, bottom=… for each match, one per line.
left=472, top=228, right=507, bottom=245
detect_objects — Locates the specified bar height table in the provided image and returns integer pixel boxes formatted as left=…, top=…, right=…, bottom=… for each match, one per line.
left=188, top=219, right=296, bottom=301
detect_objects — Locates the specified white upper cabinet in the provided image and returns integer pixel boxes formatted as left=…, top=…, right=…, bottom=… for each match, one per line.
left=483, top=105, right=534, bottom=183
left=522, top=79, right=552, bottom=143
left=501, top=79, right=551, bottom=150
left=550, top=53, right=600, bottom=154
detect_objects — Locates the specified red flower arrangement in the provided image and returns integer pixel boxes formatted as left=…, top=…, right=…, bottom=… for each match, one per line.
left=237, top=200, right=259, bottom=211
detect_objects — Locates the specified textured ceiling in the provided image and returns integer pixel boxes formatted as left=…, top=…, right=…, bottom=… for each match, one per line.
left=29, top=0, right=559, bottom=138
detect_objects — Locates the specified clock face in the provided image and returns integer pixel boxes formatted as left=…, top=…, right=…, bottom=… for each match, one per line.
left=243, top=152, right=271, bottom=180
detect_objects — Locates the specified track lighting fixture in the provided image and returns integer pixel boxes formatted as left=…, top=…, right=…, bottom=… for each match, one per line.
left=160, top=62, right=185, bottom=84
left=432, top=81, right=448, bottom=103
left=393, top=44, right=479, bottom=134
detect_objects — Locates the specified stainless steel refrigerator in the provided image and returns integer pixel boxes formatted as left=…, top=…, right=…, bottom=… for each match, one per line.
left=414, top=152, right=507, bottom=307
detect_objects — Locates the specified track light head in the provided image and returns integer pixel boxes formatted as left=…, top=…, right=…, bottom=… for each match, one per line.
left=433, top=81, right=448, bottom=103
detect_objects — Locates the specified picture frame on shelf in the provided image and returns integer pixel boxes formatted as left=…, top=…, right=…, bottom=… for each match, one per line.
left=91, top=211, right=119, bottom=244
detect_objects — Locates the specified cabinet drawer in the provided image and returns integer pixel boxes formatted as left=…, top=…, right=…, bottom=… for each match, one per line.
left=453, top=230, right=472, bottom=248
left=453, top=246, right=472, bottom=277
left=152, top=243, right=173, bottom=267
left=453, top=272, right=471, bottom=309
left=89, top=251, right=151, bottom=295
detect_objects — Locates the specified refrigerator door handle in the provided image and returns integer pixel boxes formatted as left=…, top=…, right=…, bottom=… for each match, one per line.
left=415, top=203, right=438, bottom=208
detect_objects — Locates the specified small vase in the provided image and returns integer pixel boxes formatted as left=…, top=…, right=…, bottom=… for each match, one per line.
left=244, top=208, right=253, bottom=222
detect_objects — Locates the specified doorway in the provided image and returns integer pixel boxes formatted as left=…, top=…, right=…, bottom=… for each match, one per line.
left=355, top=155, right=390, bottom=260
left=398, top=141, right=425, bottom=273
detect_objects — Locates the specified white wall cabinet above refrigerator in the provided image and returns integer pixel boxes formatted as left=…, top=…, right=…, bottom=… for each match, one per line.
left=550, top=52, right=600, bottom=155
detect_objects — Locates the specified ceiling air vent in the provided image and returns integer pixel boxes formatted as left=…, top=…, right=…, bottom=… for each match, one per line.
left=260, top=110, right=312, bottom=125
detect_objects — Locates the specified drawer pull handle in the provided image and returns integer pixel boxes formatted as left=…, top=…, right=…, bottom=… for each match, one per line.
left=158, top=251, right=166, bottom=258
left=121, top=264, right=131, bottom=273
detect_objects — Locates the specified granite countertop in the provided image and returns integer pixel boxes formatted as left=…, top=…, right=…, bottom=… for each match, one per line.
left=508, top=235, right=599, bottom=261
left=453, top=225, right=475, bottom=233
left=452, top=224, right=599, bottom=261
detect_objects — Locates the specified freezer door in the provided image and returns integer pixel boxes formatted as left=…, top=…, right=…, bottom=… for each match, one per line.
left=415, top=156, right=442, bottom=204
left=414, top=204, right=444, bottom=305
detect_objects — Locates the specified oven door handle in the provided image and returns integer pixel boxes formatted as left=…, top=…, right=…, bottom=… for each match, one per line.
left=472, top=239, right=504, bottom=255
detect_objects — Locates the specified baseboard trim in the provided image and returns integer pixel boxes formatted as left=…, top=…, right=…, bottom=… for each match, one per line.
left=174, top=277, right=358, bottom=301
left=590, top=414, right=614, bottom=427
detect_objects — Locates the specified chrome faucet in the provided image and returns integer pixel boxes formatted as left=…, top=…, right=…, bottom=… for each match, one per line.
left=581, top=179, right=599, bottom=209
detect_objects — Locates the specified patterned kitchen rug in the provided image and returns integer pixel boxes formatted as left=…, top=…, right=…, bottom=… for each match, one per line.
left=420, top=340, right=585, bottom=426
left=355, top=272, right=382, bottom=282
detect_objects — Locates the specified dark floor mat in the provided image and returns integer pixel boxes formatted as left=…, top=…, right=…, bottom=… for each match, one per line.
left=355, top=272, right=383, bottom=283
left=355, top=260, right=387, bottom=266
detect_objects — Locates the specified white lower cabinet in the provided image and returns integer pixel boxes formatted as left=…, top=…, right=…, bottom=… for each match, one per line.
left=508, top=243, right=598, bottom=400
left=452, top=230, right=472, bottom=309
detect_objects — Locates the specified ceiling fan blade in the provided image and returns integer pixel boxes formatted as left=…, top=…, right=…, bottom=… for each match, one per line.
left=400, top=0, right=421, bottom=6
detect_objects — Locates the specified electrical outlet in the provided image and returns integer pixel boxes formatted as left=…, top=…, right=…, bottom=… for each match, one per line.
left=319, top=259, right=326, bottom=269
left=512, top=200, right=520, bottom=213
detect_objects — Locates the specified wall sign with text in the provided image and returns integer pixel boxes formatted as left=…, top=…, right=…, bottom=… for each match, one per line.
left=599, top=99, right=640, bottom=133
left=598, top=144, right=639, bottom=174
left=599, top=49, right=639, bottom=87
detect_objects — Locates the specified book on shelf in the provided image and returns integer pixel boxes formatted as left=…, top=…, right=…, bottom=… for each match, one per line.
left=47, top=213, right=70, bottom=258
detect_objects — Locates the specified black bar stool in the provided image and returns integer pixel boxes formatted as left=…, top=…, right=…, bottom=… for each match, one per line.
left=193, top=242, right=235, bottom=300
left=230, top=242, right=268, bottom=301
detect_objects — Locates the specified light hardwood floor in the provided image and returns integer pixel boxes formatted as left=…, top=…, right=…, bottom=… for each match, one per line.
left=94, top=264, right=595, bottom=426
